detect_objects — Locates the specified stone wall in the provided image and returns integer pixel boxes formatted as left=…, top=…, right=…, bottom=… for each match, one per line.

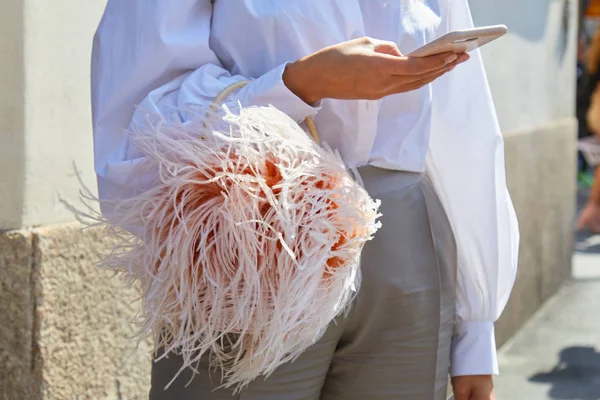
left=0, top=232, right=35, bottom=400
left=0, top=225, right=151, bottom=400
left=497, top=119, right=577, bottom=345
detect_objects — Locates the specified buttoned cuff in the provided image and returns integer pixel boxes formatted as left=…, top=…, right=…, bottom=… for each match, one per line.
left=241, top=62, right=322, bottom=122
left=451, top=321, right=499, bottom=376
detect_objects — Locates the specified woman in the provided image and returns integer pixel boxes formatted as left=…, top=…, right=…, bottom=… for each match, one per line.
left=92, top=1, right=519, bottom=399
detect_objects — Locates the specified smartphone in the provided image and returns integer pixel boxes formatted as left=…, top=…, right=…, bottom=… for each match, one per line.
left=408, top=25, right=508, bottom=57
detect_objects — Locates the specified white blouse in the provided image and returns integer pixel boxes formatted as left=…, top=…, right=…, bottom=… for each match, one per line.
left=92, top=0, right=519, bottom=377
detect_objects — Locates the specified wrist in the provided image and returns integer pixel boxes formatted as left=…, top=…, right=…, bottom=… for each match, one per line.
left=283, top=59, right=321, bottom=105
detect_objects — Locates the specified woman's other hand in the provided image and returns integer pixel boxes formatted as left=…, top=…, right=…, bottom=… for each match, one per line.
left=452, top=375, right=495, bottom=400
left=283, top=36, right=469, bottom=104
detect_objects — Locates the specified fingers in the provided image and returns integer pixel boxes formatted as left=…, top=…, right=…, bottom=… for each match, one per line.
left=407, top=70, right=447, bottom=90
left=378, top=52, right=454, bottom=74
left=384, top=65, right=450, bottom=95
left=407, top=51, right=460, bottom=73
left=471, top=388, right=496, bottom=400
left=411, top=52, right=469, bottom=78
left=382, top=51, right=469, bottom=77
left=453, top=391, right=470, bottom=400
left=381, top=52, right=468, bottom=95
left=412, top=61, right=456, bottom=81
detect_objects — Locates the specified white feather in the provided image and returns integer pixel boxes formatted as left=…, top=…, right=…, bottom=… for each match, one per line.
left=74, top=104, right=381, bottom=392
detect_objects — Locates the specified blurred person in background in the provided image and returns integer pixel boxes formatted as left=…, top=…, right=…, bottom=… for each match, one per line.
left=579, top=55, right=600, bottom=232
left=576, top=24, right=600, bottom=186
left=577, top=15, right=600, bottom=232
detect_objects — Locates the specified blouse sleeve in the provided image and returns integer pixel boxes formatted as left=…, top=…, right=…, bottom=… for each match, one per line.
left=427, top=0, right=520, bottom=376
left=91, top=0, right=320, bottom=224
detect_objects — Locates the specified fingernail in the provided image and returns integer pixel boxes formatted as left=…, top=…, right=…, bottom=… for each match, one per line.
left=445, top=54, right=458, bottom=64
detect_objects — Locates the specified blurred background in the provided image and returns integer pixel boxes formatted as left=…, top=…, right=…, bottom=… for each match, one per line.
left=0, top=0, right=598, bottom=399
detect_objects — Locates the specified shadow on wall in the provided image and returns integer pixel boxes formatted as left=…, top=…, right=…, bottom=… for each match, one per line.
left=469, top=0, right=571, bottom=62
left=529, top=346, right=600, bottom=400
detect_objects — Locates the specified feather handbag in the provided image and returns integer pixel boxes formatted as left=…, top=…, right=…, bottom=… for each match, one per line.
left=79, top=80, right=381, bottom=391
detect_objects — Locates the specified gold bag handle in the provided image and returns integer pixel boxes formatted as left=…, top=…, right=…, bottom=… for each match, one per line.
left=208, top=80, right=320, bottom=146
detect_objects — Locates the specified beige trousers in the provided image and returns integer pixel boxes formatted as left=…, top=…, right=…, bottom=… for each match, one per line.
left=150, top=166, right=458, bottom=400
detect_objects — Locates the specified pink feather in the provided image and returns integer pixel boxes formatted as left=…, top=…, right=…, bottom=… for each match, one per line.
left=75, top=104, right=381, bottom=391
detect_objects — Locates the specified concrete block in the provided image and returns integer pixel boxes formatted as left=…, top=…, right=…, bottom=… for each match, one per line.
left=34, top=224, right=151, bottom=400
left=0, top=231, right=36, bottom=400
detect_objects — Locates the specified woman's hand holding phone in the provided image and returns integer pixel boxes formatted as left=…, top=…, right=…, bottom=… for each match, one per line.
left=283, top=37, right=469, bottom=104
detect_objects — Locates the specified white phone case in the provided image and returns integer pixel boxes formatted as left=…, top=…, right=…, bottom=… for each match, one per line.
left=408, top=25, right=508, bottom=57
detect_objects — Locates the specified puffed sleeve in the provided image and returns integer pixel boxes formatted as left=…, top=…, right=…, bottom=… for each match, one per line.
left=91, top=0, right=321, bottom=224
left=427, top=0, right=520, bottom=376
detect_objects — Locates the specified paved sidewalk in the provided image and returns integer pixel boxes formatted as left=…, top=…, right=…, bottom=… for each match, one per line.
left=494, top=190, right=600, bottom=399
